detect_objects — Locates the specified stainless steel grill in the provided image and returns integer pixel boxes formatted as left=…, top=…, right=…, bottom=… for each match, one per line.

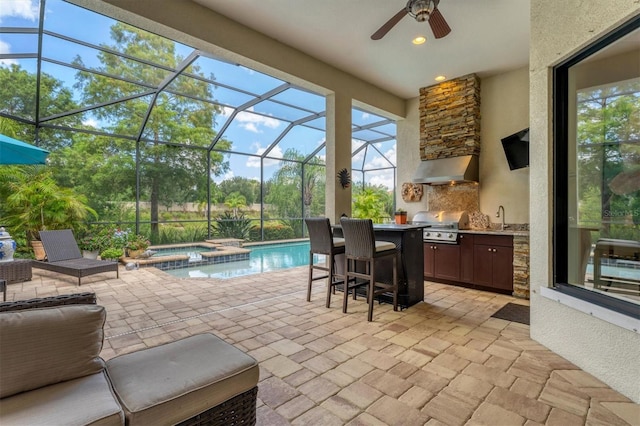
left=410, top=210, right=470, bottom=244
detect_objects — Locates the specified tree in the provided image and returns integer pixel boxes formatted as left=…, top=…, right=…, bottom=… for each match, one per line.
left=265, top=149, right=325, bottom=219
left=352, top=187, right=389, bottom=223
left=0, top=167, right=97, bottom=241
left=219, top=176, right=260, bottom=205
left=576, top=81, right=640, bottom=236
left=224, top=192, right=247, bottom=219
left=72, top=22, right=230, bottom=238
left=0, top=65, right=80, bottom=148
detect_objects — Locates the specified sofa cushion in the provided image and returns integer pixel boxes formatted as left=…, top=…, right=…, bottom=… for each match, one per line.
left=0, top=305, right=106, bottom=398
left=0, top=371, right=124, bottom=426
left=106, top=333, right=259, bottom=425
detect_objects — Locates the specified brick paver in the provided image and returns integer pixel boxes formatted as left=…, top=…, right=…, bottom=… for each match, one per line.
left=7, top=265, right=637, bottom=425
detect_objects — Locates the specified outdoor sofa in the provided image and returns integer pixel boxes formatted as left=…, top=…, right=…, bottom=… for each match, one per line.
left=0, top=293, right=259, bottom=425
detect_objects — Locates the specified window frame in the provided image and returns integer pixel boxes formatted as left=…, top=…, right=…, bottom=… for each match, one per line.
left=552, top=14, right=640, bottom=320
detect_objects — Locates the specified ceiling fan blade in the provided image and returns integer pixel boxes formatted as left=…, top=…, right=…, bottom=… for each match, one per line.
left=429, top=8, right=451, bottom=39
left=371, top=8, right=408, bottom=40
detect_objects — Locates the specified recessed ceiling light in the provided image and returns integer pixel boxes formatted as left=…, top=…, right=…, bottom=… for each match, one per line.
left=435, top=75, right=446, bottom=82
left=412, top=36, right=426, bottom=45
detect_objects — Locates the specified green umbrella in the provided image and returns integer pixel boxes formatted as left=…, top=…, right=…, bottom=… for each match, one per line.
left=0, top=134, right=49, bottom=165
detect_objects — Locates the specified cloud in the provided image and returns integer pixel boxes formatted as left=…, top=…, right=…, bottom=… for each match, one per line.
left=235, top=107, right=281, bottom=133
left=0, top=40, right=17, bottom=67
left=365, top=145, right=397, bottom=169
left=366, top=168, right=395, bottom=189
left=0, top=0, right=39, bottom=22
left=246, top=144, right=284, bottom=168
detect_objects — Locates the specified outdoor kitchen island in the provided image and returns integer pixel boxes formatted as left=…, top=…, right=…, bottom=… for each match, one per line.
left=332, top=223, right=426, bottom=308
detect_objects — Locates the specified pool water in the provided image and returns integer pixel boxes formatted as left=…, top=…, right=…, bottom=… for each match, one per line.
left=165, top=241, right=321, bottom=279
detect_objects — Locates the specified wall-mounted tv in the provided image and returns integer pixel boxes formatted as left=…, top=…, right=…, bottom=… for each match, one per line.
left=501, top=128, right=529, bottom=170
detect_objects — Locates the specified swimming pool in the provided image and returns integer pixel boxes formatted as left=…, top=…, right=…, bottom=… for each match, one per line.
left=164, top=241, right=320, bottom=279
left=152, top=245, right=213, bottom=262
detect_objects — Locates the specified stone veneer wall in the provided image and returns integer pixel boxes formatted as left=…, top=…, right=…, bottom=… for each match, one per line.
left=419, top=74, right=481, bottom=159
left=513, top=235, right=530, bottom=298
left=426, top=183, right=479, bottom=212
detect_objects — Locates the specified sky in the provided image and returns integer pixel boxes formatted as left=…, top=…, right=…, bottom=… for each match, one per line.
left=0, top=0, right=397, bottom=189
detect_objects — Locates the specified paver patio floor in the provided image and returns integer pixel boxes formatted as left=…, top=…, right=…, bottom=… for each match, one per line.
left=6, top=265, right=639, bottom=425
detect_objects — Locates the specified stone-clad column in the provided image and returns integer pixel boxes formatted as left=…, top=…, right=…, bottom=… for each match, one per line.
left=325, top=93, right=352, bottom=223
left=513, top=234, right=530, bottom=299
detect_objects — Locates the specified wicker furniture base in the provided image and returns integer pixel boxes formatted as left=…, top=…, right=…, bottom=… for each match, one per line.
left=0, top=292, right=96, bottom=312
left=0, top=259, right=32, bottom=284
left=177, top=387, right=258, bottom=426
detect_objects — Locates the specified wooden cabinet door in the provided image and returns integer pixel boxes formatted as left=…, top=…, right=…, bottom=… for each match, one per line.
left=424, top=243, right=435, bottom=278
left=473, top=244, right=494, bottom=287
left=492, top=246, right=514, bottom=290
left=459, top=234, right=474, bottom=283
left=434, top=243, right=460, bottom=281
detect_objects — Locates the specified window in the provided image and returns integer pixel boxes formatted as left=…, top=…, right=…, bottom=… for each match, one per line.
left=554, top=16, right=640, bottom=318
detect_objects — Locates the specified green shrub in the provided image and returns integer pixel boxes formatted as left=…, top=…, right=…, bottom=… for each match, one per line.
left=100, top=247, right=123, bottom=260
left=152, top=224, right=208, bottom=245
left=212, top=212, right=253, bottom=240
left=249, top=222, right=295, bottom=241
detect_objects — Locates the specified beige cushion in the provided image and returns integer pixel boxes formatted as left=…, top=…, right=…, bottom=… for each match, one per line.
left=0, top=371, right=124, bottom=426
left=106, top=333, right=259, bottom=426
left=375, top=240, right=396, bottom=252
left=0, top=305, right=106, bottom=398
left=333, top=237, right=345, bottom=247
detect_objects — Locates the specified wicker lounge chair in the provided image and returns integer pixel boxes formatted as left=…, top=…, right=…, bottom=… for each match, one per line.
left=32, top=229, right=119, bottom=285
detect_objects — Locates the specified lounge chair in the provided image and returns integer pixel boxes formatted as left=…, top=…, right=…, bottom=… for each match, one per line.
left=32, top=229, right=119, bottom=285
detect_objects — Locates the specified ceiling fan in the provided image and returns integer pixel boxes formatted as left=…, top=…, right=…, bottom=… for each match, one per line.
left=371, top=0, right=451, bottom=41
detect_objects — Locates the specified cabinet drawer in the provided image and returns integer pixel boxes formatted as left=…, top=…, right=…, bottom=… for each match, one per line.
left=473, top=234, right=513, bottom=248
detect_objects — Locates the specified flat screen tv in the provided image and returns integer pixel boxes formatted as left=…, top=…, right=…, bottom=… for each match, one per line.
left=501, top=128, right=529, bottom=170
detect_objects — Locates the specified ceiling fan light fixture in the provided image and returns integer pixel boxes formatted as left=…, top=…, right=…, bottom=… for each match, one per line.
left=435, top=75, right=446, bottom=81
left=406, top=0, right=438, bottom=22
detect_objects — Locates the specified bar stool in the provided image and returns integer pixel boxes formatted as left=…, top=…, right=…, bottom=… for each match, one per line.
left=305, top=217, right=346, bottom=308
left=340, top=217, right=398, bottom=322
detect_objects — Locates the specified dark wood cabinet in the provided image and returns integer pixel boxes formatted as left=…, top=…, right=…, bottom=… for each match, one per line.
left=424, top=243, right=460, bottom=281
left=459, top=233, right=474, bottom=283
left=424, top=243, right=434, bottom=278
left=472, top=235, right=513, bottom=291
left=424, top=233, right=514, bottom=294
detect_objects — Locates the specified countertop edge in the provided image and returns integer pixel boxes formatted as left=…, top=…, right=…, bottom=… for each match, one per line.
left=459, top=229, right=530, bottom=237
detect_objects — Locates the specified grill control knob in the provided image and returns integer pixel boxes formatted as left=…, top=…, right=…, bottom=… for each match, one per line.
left=425, top=232, right=431, bottom=238
left=448, top=233, right=454, bottom=238
left=436, top=233, right=441, bottom=238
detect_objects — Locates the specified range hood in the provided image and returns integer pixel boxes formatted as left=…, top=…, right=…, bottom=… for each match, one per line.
left=412, top=154, right=479, bottom=185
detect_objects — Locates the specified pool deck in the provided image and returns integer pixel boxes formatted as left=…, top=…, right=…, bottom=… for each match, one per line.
left=5, top=266, right=638, bottom=425
left=122, top=241, right=250, bottom=270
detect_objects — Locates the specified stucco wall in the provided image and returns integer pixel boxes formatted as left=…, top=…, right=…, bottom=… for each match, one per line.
left=529, top=0, right=640, bottom=402
left=479, top=67, right=530, bottom=225
left=395, top=97, right=422, bottom=216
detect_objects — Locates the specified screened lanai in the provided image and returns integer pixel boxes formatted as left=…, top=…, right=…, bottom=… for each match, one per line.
left=0, top=0, right=397, bottom=244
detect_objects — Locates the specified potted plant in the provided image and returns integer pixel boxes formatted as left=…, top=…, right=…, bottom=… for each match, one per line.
left=125, top=234, right=150, bottom=259
left=77, top=226, right=110, bottom=259
left=394, top=208, right=407, bottom=225
left=100, top=247, right=123, bottom=261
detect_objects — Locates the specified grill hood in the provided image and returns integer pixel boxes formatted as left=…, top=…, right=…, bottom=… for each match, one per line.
left=412, top=154, right=479, bottom=185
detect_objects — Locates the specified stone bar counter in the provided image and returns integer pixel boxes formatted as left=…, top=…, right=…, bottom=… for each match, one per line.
left=333, top=224, right=426, bottom=308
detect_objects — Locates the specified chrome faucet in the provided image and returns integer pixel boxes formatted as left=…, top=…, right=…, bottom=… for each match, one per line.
left=496, top=205, right=506, bottom=231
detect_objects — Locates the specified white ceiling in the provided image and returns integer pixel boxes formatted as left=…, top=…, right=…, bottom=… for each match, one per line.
left=193, top=0, right=531, bottom=99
